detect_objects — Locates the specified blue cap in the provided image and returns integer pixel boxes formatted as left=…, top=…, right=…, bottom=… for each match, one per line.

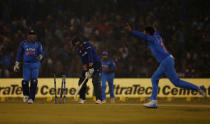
left=102, top=51, right=108, bottom=56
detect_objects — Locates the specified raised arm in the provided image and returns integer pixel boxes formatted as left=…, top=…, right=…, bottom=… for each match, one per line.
left=124, top=23, right=148, bottom=40
left=130, top=30, right=148, bottom=40
left=124, top=24, right=154, bottom=44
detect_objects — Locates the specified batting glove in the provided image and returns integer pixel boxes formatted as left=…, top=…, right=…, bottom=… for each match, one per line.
left=14, top=61, right=20, bottom=72
left=85, top=68, right=94, bottom=79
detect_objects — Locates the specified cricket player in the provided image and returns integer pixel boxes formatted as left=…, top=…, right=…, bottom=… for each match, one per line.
left=14, top=30, right=44, bottom=104
left=101, top=51, right=116, bottom=103
left=72, top=37, right=102, bottom=104
left=125, top=24, right=206, bottom=108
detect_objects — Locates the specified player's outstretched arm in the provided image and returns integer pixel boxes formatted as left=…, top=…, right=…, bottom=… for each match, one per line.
left=124, top=23, right=148, bottom=40
left=130, top=30, right=148, bottom=40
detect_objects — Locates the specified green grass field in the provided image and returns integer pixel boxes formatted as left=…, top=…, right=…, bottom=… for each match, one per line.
left=1, top=101, right=210, bottom=124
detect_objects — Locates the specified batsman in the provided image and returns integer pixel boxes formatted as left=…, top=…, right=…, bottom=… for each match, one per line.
left=14, top=29, right=44, bottom=104
left=72, top=37, right=102, bottom=104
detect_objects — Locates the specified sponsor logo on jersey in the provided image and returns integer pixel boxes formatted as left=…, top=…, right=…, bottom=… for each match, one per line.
left=25, top=48, right=36, bottom=55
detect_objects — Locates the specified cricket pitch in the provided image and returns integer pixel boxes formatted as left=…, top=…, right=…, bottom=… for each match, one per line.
left=1, top=103, right=210, bottom=124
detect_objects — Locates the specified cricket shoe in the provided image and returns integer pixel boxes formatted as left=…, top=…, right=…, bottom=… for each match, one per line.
left=23, top=96, right=29, bottom=103
left=28, top=99, right=34, bottom=104
left=78, top=99, right=86, bottom=104
left=143, top=100, right=158, bottom=108
left=199, top=85, right=206, bottom=98
left=95, top=99, right=102, bottom=104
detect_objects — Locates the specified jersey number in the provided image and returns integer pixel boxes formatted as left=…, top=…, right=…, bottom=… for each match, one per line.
left=158, top=39, right=168, bottom=53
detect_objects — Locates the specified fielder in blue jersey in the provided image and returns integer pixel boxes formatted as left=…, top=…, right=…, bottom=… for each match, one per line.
left=14, top=30, right=44, bottom=104
left=72, top=37, right=102, bottom=104
left=101, top=51, right=116, bottom=103
left=125, top=24, right=206, bottom=108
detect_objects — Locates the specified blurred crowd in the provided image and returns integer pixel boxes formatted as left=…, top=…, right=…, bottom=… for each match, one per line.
left=0, top=0, right=209, bottom=78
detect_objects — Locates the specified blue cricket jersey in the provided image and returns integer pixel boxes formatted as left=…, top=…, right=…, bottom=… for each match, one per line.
left=77, top=41, right=101, bottom=67
left=16, top=40, right=44, bottom=63
left=101, top=58, right=116, bottom=76
left=131, top=30, right=170, bottom=63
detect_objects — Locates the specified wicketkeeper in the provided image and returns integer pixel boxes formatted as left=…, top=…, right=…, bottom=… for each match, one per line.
left=14, top=29, right=44, bottom=104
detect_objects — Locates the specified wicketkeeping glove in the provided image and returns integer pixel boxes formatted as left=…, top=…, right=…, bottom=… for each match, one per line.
left=14, top=61, right=20, bottom=72
left=85, top=68, right=94, bottom=79
left=36, top=55, right=43, bottom=61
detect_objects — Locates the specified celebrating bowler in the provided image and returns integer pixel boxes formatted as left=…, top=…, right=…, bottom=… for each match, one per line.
left=125, top=24, right=206, bottom=108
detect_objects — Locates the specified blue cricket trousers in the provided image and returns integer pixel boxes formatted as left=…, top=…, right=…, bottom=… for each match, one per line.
left=150, top=56, right=199, bottom=100
left=102, top=74, right=115, bottom=100
left=23, top=62, right=40, bottom=81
